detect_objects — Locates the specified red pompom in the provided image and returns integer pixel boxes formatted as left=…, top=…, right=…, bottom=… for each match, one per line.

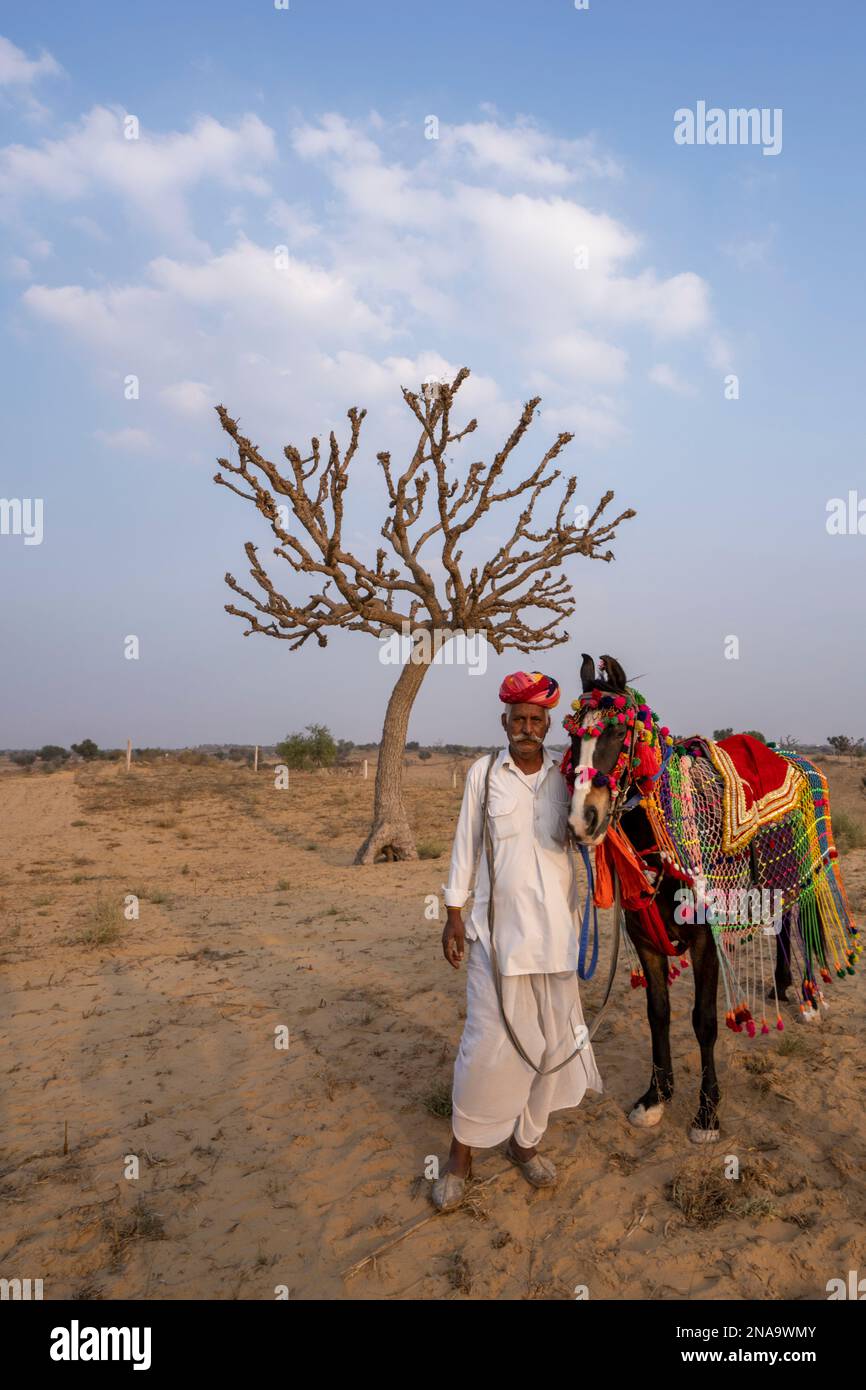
left=635, top=740, right=661, bottom=782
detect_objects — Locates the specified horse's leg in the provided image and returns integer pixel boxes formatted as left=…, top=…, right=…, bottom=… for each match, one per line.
left=627, top=922, right=674, bottom=1129
left=688, top=924, right=721, bottom=1143
left=771, top=907, right=793, bottom=1000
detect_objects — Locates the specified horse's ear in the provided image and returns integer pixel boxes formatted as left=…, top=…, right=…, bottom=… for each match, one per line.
left=600, top=654, right=627, bottom=691
left=580, top=653, right=596, bottom=692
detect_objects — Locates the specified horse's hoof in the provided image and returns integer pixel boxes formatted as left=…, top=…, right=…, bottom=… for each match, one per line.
left=689, top=1126, right=721, bottom=1144
left=628, top=1102, right=665, bottom=1128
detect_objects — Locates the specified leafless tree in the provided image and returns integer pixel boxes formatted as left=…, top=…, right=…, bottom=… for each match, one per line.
left=214, top=367, right=635, bottom=862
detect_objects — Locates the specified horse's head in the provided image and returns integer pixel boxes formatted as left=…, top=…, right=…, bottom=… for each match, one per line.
left=564, top=653, right=671, bottom=846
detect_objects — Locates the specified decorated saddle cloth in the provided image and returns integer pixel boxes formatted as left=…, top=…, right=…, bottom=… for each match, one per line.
left=705, top=734, right=802, bottom=853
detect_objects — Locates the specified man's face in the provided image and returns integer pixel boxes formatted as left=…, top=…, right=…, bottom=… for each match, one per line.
left=502, top=702, right=549, bottom=752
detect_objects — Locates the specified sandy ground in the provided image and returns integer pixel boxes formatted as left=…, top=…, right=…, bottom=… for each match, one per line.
left=1, top=751, right=865, bottom=1301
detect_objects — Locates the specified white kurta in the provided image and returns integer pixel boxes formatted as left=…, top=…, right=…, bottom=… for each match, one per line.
left=443, top=746, right=582, bottom=975
left=443, top=746, right=604, bottom=1149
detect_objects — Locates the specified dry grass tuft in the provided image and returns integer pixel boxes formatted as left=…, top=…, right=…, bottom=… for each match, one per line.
left=669, top=1157, right=739, bottom=1228
left=67, top=895, right=124, bottom=947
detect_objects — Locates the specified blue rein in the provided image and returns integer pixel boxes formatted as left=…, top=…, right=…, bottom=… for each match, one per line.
left=576, top=841, right=599, bottom=980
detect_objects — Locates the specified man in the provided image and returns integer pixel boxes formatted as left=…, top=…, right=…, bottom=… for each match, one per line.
left=432, top=670, right=603, bottom=1211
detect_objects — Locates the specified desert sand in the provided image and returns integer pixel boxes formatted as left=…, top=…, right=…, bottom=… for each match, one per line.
left=1, top=751, right=865, bottom=1300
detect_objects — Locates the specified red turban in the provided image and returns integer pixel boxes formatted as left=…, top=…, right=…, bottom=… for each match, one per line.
left=499, top=671, right=560, bottom=708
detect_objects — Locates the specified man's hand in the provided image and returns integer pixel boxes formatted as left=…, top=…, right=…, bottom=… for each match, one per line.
left=442, top=908, right=466, bottom=969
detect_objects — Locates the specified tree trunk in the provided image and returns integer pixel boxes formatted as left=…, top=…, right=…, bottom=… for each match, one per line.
left=354, top=656, right=431, bottom=864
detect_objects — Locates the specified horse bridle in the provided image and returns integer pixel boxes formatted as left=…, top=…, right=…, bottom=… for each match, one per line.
left=569, top=689, right=642, bottom=833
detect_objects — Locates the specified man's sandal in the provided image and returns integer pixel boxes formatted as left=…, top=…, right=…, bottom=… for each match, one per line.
left=504, top=1139, right=557, bottom=1188
left=431, top=1160, right=473, bottom=1211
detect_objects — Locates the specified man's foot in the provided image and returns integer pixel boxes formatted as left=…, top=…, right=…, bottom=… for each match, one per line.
left=504, top=1136, right=557, bottom=1188
left=428, top=1156, right=469, bottom=1212
left=431, top=1139, right=473, bottom=1211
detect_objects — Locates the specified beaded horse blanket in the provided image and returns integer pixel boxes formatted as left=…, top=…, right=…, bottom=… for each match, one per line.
left=636, top=737, right=858, bottom=1034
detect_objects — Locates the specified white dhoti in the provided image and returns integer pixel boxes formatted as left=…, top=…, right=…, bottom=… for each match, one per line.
left=451, top=937, right=604, bottom=1149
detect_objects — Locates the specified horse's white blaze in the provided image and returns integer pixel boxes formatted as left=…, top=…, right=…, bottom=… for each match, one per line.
left=567, top=736, right=598, bottom=840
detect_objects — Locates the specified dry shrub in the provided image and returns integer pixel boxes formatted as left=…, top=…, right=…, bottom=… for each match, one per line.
left=669, top=1157, right=738, bottom=1228
left=69, top=895, right=123, bottom=947
left=670, top=1153, right=784, bottom=1228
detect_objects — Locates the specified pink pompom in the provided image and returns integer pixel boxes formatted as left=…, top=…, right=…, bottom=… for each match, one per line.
left=614, top=695, right=626, bottom=708
left=747, top=1020, right=756, bottom=1037
left=776, top=1019, right=784, bottom=1031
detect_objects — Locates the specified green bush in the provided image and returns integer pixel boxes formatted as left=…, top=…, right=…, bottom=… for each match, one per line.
left=276, top=724, right=337, bottom=770
left=39, top=744, right=69, bottom=762
left=71, top=738, right=99, bottom=760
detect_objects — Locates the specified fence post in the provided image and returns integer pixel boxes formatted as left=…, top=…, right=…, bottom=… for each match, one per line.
left=126, top=739, right=132, bottom=774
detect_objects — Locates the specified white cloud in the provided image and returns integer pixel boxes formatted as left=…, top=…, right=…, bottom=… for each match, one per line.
left=707, top=333, right=733, bottom=372
left=533, top=332, right=628, bottom=385
left=18, top=107, right=728, bottom=460
left=160, top=380, right=213, bottom=416
left=0, top=35, right=61, bottom=87
left=0, top=106, right=276, bottom=249
left=148, top=236, right=390, bottom=343
left=292, top=112, right=382, bottom=163
left=439, top=119, right=622, bottom=184
left=648, top=362, right=696, bottom=395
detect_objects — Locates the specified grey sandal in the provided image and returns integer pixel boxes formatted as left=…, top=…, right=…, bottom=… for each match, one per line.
left=505, top=1139, right=557, bottom=1188
left=431, top=1161, right=473, bottom=1211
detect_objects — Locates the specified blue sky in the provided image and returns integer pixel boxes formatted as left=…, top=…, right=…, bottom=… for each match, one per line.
left=2, top=0, right=864, bottom=749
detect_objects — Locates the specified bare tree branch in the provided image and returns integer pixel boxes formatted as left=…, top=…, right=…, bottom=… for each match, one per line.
left=214, top=368, right=634, bottom=654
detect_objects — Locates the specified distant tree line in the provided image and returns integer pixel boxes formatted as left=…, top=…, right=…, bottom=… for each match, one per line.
left=8, top=739, right=116, bottom=771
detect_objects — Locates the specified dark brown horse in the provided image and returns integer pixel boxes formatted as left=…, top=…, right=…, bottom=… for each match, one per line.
left=567, top=653, right=798, bottom=1144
